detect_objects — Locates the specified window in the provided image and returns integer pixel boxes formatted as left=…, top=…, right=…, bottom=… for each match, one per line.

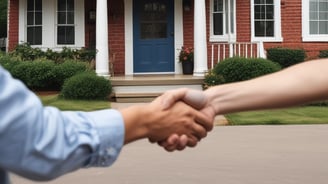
left=57, top=0, right=75, bottom=45
left=251, top=0, right=282, bottom=42
left=303, top=0, right=328, bottom=42
left=210, top=0, right=236, bottom=42
left=27, top=0, right=42, bottom=45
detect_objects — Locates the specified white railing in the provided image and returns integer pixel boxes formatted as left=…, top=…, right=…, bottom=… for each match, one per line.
left=210, top=41, right=266, bottom=69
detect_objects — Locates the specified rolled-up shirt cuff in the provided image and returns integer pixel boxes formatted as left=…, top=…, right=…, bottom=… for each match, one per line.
left=85, top=109, right=125, bottom=167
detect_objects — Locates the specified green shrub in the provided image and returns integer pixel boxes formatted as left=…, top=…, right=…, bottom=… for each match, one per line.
left=213, top=57, right=281, bottom=83
left=9, top=43, right=96, bottom=63
left=60, top=72, right=112, bottom=100
left=203, top=71, right=225, bottom=89
left=267, top=47, right=306, bottom=68
left=11, top=61, right=56, bottom=90
left=0, top=54, right=20, bottom=71
left=52, top=60, right=90, bottom=89
left=319, top=50, right=328, bottom=58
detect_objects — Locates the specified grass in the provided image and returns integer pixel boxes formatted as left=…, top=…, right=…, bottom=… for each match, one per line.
left=39, top=95, right=328, bottom=125
left=226, top=106, right=328, bottom=125
left=39, top=94, right=111, bottom=111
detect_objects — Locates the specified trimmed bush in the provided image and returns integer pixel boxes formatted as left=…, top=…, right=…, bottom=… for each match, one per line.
left=203, top=71, right=225, bottom=89
left=11, top=61, right=56, bottom=90
left=267, top=47, right=306, bottom=68
left=212, top=57, right=281, bottom=83
left=0, top=54, right=20, bottom=71
left=319, top=50, right=328, bottom=58
left=60, top=72, right=112, bottom=100
left=52, top=60, right=90, bottom=89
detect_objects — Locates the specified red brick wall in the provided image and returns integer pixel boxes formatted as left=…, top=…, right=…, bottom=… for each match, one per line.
left=84, top=0, right=125, bottom=75
left=8, top=0, right=19, bottom=51
left=182, top=0, right=328, bottom=63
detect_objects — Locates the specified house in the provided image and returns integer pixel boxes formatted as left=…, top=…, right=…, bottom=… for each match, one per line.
left=6, top=0, right=328, bottom=77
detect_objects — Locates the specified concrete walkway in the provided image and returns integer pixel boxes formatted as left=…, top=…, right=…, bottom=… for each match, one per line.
left=11, top=125, right=328, bottom=184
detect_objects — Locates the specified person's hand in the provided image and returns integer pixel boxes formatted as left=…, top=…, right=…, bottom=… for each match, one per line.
left=145, top=95, right=213, bottom=143
left=152, top=88, right=216, bottom=151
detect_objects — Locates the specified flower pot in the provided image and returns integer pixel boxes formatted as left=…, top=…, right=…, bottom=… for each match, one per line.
left=182, top=61, right=194, bottom=75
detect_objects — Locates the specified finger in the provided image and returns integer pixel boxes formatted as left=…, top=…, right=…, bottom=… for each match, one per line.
left=158, top=134, right=179, bottom=147
left=193, top=110, right=215, bottom=132
left=176, top=135, right=188, bottom=151
left=186, top=135, right=199, bottom=147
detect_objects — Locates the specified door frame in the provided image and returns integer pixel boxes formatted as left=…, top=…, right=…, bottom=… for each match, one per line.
left=124, top=0, right=184, bottom=75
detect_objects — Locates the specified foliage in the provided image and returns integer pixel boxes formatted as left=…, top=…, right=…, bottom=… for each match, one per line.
left=318, top=50, right=328, bottom=58
left=212, top=57, right=281, bottom=83
left=9, top=43, right=96, bottom=63
left=203, top=70, right=225, bottom=89
left=11, top=61, right=57, bottom=90
left=52, top=60, right=90, bottom=89
left=178, top=46, right=194, bottom=62
left=60, top=72, right=112, bottom=100
left=267, top=47, right=306, bottom=68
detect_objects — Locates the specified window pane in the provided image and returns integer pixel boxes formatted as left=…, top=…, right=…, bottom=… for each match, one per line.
left=319, top=1, right=328, bottom=11
left=58, top=26, right=75, bottom=44
left=27, top=12, right=34, bottom=25
left=67, top=0, right=74, bottom=11
left=266, top=0, right=273, bottom=4
left=27, top=0, right=34, bottom=11
left=27, top=27, right=42, bottom=45
left=213, top=13, right=223, bottom=35
left=266, top=5, right=274, bottom=19
left=319, top=21, right=328, bottom=34
left=310, top=1, right=318, bottom=11
left=310, top=12, right=318, bottom=20
left=319, top=12, right=328, bottom=20
left=35, top=12, right=42, bottom=25
left=34, top=26, right=42, bottom=44
left=66, top=26, right=75, bottom=44
left=230, top=0, right=235, bottom=33
left=255, top=5, right=265, bottom=19
left=255, top=21, right=265, bottom=36
left=265, top=21, right=274, bottom=36
left=214, top=0, right=223, bottom=12
left=67, top=12, right=74, bottom=24
left=58, top=12, right=66, bottom=24
left=310, top=21, right=318, bottom=34
left=35, top=0, right=42, bottom=11
left=58, top=0, right=66, bottom=11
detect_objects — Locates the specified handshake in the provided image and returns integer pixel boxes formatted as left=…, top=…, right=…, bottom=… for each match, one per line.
left=121, top=88, right=216, bottom=152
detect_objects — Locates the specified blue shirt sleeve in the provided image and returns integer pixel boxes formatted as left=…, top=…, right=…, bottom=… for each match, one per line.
left=0, top=66, right=125, bottom=181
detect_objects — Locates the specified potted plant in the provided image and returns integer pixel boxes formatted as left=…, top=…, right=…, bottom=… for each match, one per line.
left=179, top=46, right=194, bottom=74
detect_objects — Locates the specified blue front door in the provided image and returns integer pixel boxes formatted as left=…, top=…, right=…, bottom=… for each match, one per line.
left=133, top=0, right=174, bottom=73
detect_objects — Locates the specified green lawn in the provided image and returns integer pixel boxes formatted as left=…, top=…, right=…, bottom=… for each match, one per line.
left=39, top=94, right=111, bottom=111
left=226, top=106, right=328, bottom=125
left=39, top=95, right=328, bottom=125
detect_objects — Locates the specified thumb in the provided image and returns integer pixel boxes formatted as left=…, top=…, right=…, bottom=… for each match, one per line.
left=183, top=90, right=207, bottom=110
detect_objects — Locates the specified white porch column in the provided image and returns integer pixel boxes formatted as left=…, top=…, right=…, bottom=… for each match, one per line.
left=193, top=0, right=208, bottom=76
left=96, top=0, right=109, bottom=76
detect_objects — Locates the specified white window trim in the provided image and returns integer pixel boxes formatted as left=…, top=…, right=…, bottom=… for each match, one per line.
left=302, top=0, right=328, bottom=42
left=250, top=0, right=283, bottom=42
left=19, top=0, right=84, bottom=50
left=209, top=0, right=236, bottom=42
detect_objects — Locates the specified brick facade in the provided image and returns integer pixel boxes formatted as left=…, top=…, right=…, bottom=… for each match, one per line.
left=7, top=0, right=328, bottom=74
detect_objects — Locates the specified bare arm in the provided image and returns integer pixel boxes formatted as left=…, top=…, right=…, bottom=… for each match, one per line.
left=205, top=59, right=328, bottom=114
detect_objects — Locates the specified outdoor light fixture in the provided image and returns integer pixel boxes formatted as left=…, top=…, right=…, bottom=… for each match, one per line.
left=183, top=0, right=191, bottom=11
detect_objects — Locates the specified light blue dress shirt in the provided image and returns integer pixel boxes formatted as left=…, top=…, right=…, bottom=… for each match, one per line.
left=0, top=66, right=125, bottom=183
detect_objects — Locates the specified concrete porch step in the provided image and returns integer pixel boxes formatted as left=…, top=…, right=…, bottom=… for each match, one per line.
left=110, top=75, right=205, bottom=103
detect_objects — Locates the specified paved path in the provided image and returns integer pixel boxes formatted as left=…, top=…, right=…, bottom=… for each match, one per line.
left=11, top=125, right=328, bottom=184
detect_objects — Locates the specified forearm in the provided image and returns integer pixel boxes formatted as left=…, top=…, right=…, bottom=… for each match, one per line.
left=0, top=67, right=124, bottom=180
left=206, top=59, right=328, bottom=114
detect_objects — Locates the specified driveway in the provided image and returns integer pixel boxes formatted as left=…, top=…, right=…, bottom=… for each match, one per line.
left=11, top=125, right=328, bottom=184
